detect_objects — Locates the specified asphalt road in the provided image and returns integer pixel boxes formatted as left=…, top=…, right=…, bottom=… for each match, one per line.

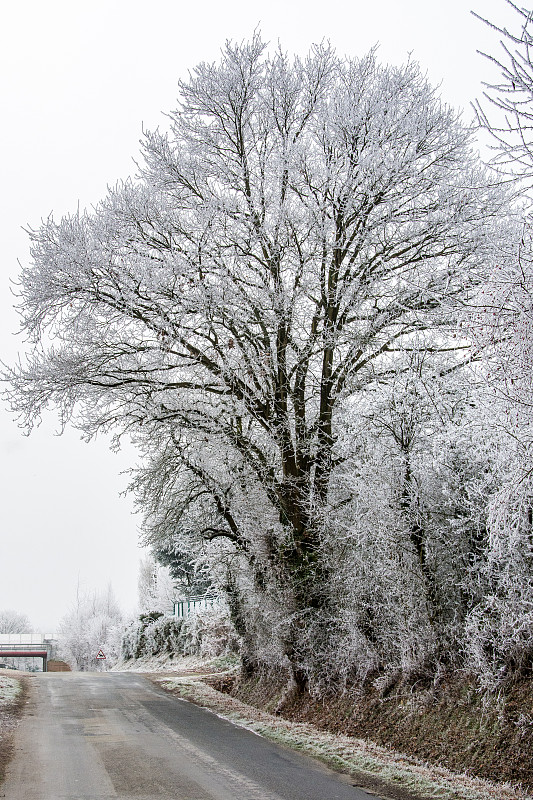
left=1, top=672, right=379, bottom=800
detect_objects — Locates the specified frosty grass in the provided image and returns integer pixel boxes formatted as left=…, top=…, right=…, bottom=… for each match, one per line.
left=158, top=674, right=531, bottom=800
left=0, top=675, right=21, bottom=706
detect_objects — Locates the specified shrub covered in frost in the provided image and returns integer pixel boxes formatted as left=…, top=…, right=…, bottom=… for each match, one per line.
left=121, top=606, right=237, bottom=661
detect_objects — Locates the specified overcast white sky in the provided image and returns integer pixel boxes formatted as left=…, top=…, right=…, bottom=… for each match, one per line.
left=0, top=0, right=518, bottom=631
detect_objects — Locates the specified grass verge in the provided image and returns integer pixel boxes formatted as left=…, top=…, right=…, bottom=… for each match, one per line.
left=0, top=672, right=29, bottom=785
left=151, top=672, right=531, bottom=800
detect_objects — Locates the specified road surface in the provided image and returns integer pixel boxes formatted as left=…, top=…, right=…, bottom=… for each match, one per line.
left=2, top=672, right=379, bottom=799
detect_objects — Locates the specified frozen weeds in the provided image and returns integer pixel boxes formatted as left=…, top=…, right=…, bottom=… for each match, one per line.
left=0, top=675, right=21, bottom=706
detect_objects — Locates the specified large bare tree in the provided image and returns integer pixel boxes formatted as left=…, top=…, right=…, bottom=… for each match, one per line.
left=5, top=37, right=508, bottom=685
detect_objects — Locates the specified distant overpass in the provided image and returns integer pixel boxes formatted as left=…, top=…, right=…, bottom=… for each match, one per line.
left=0, top=633, right=58, bottom=672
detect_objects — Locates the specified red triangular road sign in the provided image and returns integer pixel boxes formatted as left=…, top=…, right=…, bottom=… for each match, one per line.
left=96, top=649, right=106, bottom=659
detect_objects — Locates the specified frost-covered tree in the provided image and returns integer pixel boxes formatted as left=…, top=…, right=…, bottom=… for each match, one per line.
left=151, top=542, right=213, bottom=598
left=58, top=585, right=123, bottom=671
left=474, top=0, right=533, bottom=180
left=308, top=355, right=500, bottom=687
left=463, top=2, right=533, bottom=682
left=473, top=1, right=533, bottom=415
left=137, top=553, right=178, bottom=614
left=0, top=609, right=31, bottom=633
left=5, top=37, right=509, bottom=687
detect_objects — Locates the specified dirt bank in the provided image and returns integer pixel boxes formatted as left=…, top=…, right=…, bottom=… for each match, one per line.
left=211, top=670, right=533, bottom=792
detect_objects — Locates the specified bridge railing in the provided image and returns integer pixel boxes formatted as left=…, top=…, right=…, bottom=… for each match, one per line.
left=0, top=634, right=58, bottom=645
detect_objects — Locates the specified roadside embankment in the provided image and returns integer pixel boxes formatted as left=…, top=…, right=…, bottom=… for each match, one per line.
left=144, top=661, right=532, bottom=800
left=0, top=671, right=30, bottom=784
left=209, top=669, right=533, bottom=796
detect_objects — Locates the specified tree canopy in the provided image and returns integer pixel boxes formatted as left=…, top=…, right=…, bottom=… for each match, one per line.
left=5, top=37, right=512, bottom=687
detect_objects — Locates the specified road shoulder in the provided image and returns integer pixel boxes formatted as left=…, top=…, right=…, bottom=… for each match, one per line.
left=143, top=669, right=531, bottom=800
left=0, top=671, right=32, bottom=786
